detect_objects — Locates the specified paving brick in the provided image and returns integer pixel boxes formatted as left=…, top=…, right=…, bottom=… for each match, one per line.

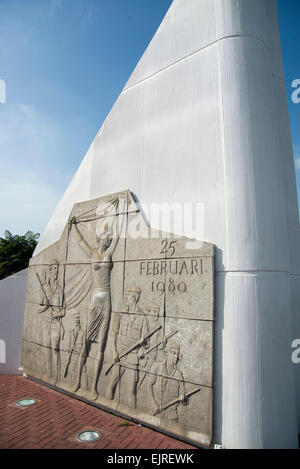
left=0, top=376, right=197, bottom=450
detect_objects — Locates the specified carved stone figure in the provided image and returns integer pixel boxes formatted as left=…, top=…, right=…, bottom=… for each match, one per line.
left=106, top=286, right=151, bottom=408
left=64, top=313, right=87, bottom=387
left=37, top=259, right=65, bottom=382
left=137, top=302, right=163, bottom=391
left=148, top=342, right=189, bottom=421
left=71, top=194, right=127, bottom=400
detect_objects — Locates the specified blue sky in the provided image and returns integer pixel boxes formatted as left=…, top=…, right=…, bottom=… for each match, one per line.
left=277, top=0, right=300, bottom=202
left=0, top=0, right=299, bottom=237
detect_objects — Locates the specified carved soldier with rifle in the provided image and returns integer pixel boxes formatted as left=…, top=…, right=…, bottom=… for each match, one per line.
left=106, top=286, right=158, bottom=409
left=148, top=342, right=194, bottom=421
left=64, top=313, right=87, bottom=387
left=37, top=259, right=65, bottom=383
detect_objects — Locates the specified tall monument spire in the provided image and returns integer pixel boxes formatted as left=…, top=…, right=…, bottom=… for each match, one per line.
left=34, top=0, right=300, bottom=448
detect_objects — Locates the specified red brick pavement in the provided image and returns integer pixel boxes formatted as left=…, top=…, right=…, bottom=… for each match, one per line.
left=0, top=375, right=197, bottom=450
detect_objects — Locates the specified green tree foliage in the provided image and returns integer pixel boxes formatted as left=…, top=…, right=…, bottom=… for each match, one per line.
left=0, top=230, right=39, bottom=280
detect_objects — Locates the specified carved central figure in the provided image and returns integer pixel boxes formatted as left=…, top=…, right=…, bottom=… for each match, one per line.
left=71, top=193, right=127, bottom=400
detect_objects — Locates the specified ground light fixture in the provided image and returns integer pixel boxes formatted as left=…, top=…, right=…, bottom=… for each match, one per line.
left=76, top=430, right=102, bottom=443
left=16, top=398, right=37, bottom=407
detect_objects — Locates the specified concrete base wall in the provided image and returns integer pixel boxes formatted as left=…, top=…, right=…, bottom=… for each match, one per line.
left=0, top=269, right=27, bottom=375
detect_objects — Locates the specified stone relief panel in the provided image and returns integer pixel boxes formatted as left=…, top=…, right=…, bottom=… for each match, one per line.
left=21, top=190, right=214, bottom=447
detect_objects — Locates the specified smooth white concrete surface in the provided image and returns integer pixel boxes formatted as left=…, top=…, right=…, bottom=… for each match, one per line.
left=34, top=0, right=300, bottom=448
left=0, top=269, right=27, bottom=375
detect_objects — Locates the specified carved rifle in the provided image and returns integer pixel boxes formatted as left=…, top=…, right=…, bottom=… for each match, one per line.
left=153, top=386, right=201, bottom=416
left=36, top=272, right=65, bottom=336
left=137, top=330, right=178, bottom=390
left=36, top=272, right=53, bottom=312
left=144, top=330, right=178, bottom=357
left=63, top=329, right=79, bottom=378
left=105, top=325, right=162, bottom=375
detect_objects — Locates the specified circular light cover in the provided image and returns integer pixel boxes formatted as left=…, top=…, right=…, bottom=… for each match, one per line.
left=16, top=398, right=37, bottom=407
left=77, top=430, right=102, bottom=443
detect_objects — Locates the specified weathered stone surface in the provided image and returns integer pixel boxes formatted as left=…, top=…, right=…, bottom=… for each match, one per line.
left=164, top=256, right=214, bottom=321
left=21, top=191, right=214, bottom=447
left=125, top=212, right=169, bottom=261
left=165, top=234, right=214, bottom=259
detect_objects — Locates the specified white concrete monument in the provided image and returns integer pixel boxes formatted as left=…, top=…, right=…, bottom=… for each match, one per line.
left=30, top=0, right=300, bottom=448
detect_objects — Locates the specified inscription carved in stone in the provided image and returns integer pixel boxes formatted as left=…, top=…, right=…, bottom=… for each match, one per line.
left=21, top=190, right=214, bottom=447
